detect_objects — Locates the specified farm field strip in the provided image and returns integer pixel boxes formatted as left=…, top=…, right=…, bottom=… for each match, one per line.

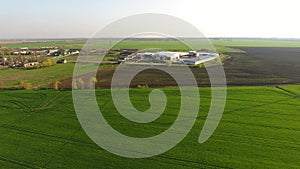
left=2, top=40, right=300, bottom=89
left=0, top=85, right=299, bottom=168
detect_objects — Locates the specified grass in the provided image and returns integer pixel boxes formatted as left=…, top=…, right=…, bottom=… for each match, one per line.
left=1, top=38, right=300, bottom=168
left=0, top=63, right=75, bottom=88
left=3, top=38, right=300, bottom=52
left=1, top=38, right=300, bottom=89
left=0, top=40, right=85, bottom=49
left=0, top=39, right=242, bottom=53
left=0, top=85, right=300, bottom=168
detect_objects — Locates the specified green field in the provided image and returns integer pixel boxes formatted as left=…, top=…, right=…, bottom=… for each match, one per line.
left=0, top=63, right=75, bottom=89
left=0, top=40, right=85, bottom=49
left=2, top=38, right=300, bottom=89
left=3, top=38, right=300, bottom=52
left=0, top=85, right=300, bottom=168
left=0, top=39, right=300, bottom=168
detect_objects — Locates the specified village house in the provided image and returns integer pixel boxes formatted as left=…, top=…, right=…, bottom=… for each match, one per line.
left=65, top=49, right=80, bottom=56
left=22, top=62, right=40, bottom=68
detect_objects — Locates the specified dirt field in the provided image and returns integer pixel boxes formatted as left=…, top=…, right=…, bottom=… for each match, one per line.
left=223, top=47, right=300, bottom=85
left=56, top=47, right=300, bottom=88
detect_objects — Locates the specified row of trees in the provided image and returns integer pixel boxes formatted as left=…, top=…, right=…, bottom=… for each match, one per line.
left=72, top=77, right=98, bottom=89
left=1, top=51, right=39, bottom=66
left=19, top=77, right=98, bottom=90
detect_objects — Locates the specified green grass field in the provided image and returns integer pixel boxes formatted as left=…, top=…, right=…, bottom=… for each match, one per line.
left=1, top=38, right=300, bottom=89
left=2, top=38, right=300, bottom=53
left=0, top=39, right=300, bottom=168
left=0, top=40, right=85, bottom=49
left=0, top=63, right=75, bottom=89
left=0, top=85, right=299, bottom=168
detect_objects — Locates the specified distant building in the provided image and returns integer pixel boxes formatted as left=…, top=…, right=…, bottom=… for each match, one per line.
left=48, top=50, right=61, bottom=56
left=125, top=50, right=219, bottom=65
left=135, top=52, right=182, bottom=63
left=30, top=48, right=48, bottom=56
left=65, top=49, right=80, bottom=56
left=23, top=62, right=39, bottom=68
left=13, top=47, right=30, bottom=55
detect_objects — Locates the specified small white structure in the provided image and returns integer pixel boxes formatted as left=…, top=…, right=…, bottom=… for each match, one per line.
left=23, top=62, right=39, bottom=68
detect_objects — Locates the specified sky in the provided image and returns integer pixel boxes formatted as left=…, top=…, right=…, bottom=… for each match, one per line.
left=1, top=0, right=300, bottom=39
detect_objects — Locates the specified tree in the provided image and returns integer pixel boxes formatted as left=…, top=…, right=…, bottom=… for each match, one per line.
left=18, top=53, right=23, bottom=63
left=33, top=51, right=38, bottom=61
left=73, top=80, right=78, bottom=89
left=166, top=60, right=172, bottom=67
left=42, top=59, right=55, bottom=67
left=8, top=56, right=13, bottom=66
left=1, top=52, right=6, bottom=66
left=54, top=81, right=61, bottom=90
left=60, top=46, right=65, bottom=56
left=19, top=80, right=32, bottom=90
left=89, top=77, right=97, bottom=89
left=77, top=78, right=85, bottom=89
left=197, top=63, right=204, bottom=68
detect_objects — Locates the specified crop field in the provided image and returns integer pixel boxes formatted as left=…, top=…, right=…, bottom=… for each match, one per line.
left=223, top=47, right=300, bottom=85
left=0, top=39, right=300, bottom=168
left=0, top=85, right=299, bottom=168
left=1, top=39, right=300, bottom=89
left=3, top=38, right=300, bottom=52
left=0, top=39, right=240, bottom=53
left=0, top=40, right=85, bottom=49
left=56, top=47, right=300, bottom=88
left=0, top=63, right=75, bottom=89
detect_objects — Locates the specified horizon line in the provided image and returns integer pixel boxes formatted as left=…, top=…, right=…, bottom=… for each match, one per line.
left=1, top=37, right=300, bottom=41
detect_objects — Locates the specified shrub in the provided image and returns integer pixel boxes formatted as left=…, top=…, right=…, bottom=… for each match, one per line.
left=42, top=59, right=56, bottom=67
left=19, top=80, right=32, bottom=90
left=77, top=78, right=85, bottom=89
left=73, top=81, right=78, bottom=89
left=197, top=63, right=204, bottom=68
left=89, top=77, right=97, bottom=89
left=137, top=84, right=149, bottom=88
left=54, top=81, right=61, bottom=90
left=166, top=61, right=172, bottom=67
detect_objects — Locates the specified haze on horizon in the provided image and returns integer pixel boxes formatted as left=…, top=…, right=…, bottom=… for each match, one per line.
left=1, top=0, right=300, bottom=39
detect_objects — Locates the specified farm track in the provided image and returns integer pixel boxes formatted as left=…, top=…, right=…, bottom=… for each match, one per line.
left=38, top=91, right=63, bottom=109
left=1, top=121, right=298, bottom=168
left=275, top=86, right=300, bottom=98
left=0, top=155, right=41, bottom=169
left=0, top=92, right=54, bottom=112
left=0, top=124, right=84, bottom=145
left=100, top=95, right=296, bottom=125
left=4, top=92, right=48, bottom=99
left=0, top=86, right=299, bottom=168
left=0, top=124, right=227, bottom=168
left=7, top=100, right=30, bottom=110
left=215, top=131, right=300, bottom=152
left=98, top=86, right=300, bottom=125
left=155, top=154, right=228, bottom=169
left=41, top=129, right=80, bottom=168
